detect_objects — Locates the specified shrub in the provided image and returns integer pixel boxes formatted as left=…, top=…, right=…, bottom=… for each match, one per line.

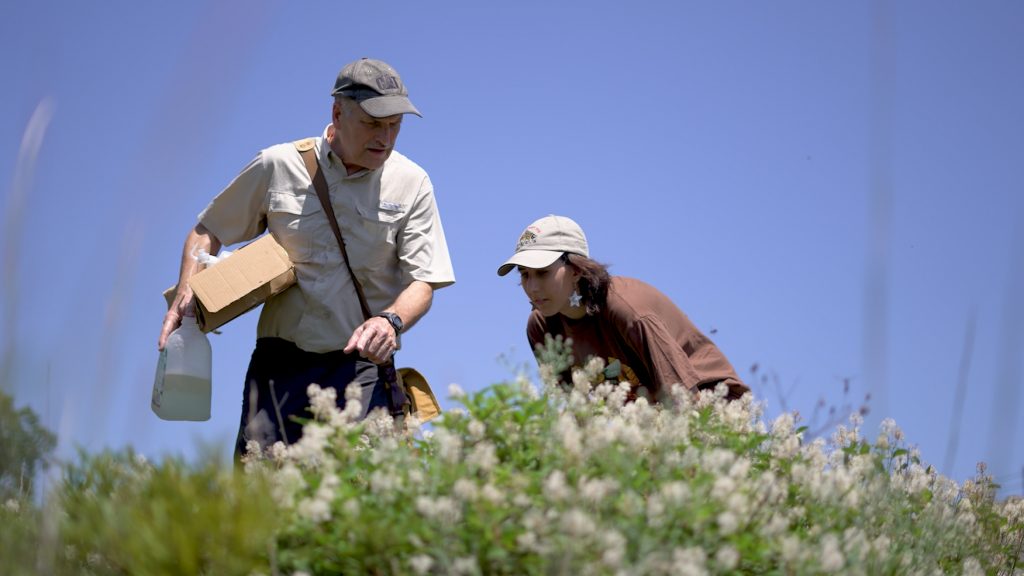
left=3, top=352, right=1022, bottom=574
left=0, top=387, right=56, bottom=501
left=53, top=449, right=277, bottom=575
left=244, top=355, right=1024, bottom=575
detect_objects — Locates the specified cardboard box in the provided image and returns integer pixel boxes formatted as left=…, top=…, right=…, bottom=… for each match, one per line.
left=165, top=234, right=296, bottom=332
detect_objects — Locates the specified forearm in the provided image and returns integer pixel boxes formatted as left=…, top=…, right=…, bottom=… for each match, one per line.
left=383, top=280, right=434, bottom=331
left=173, top=223, right=222, bottom=305
left=159, top=224, right=221, bottom=349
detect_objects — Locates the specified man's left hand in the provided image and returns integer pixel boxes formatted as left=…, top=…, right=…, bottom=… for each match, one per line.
left=343, top=316, right=397, bottom=364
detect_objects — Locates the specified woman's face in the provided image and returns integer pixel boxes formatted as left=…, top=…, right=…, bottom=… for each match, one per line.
left=518, top=258, right=580, bottom=317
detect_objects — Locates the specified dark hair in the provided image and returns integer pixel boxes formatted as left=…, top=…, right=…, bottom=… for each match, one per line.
left=563, top=253, right=610, bottom=315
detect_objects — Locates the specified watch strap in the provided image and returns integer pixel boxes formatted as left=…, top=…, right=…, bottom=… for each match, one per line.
left=376, top=312, right=402, bottom=334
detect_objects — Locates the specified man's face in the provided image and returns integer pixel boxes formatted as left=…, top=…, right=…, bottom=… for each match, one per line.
left=332, top=99, right=403, bottom=173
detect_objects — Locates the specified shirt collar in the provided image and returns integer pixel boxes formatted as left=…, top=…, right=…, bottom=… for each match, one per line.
left=320, top=124, right=371, bottom=180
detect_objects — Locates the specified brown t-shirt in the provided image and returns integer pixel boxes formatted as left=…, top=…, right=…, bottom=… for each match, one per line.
left=527, top=276, right=748, bottom=401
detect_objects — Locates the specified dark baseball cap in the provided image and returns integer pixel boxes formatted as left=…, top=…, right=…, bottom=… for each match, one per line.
left=331, top=58, right=421, bottom=118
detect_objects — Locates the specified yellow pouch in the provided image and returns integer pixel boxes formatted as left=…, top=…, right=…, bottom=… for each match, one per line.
left=398, top=367, right=442, bottom=423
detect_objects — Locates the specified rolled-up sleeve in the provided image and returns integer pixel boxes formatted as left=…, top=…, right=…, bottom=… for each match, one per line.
left=625, top=316, right=747, bottom=400
left=625, top=315, right=703, bottom=398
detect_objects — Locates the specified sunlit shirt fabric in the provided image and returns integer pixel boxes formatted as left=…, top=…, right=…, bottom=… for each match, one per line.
left=198, top=125, right=455, bottom=353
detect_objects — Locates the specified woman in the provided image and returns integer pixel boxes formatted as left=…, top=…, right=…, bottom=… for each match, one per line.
left=497, top=215, right=748, bottom=402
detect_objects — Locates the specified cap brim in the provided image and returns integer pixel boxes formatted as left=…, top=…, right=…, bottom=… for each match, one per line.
left=360, top=95, right=422, bottom=118
left=496, top=250, right=564, bottom=276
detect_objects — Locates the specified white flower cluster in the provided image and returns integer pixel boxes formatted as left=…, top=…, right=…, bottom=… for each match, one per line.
left=251, top=364, right=1024, bottom=575
left=241, top=381, right=421, bottom=526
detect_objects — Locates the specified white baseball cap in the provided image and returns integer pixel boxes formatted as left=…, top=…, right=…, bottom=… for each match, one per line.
left=497, top=215, right=589, bottom=276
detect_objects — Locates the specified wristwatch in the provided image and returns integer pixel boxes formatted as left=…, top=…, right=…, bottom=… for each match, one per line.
left=376, top=311, right=404, bottom=336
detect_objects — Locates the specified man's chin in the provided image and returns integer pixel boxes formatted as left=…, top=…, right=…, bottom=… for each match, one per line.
left=367, top=149, right=391, bottom=164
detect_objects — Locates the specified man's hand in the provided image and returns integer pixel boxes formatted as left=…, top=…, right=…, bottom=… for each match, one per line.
left=158, top=291, right=194, bottom=350
left=343, top=316, right=398, bottom=364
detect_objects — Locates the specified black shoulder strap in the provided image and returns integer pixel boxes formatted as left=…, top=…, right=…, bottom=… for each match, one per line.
left=296, top=140, right=409, bottom=419
left=296, top=142, right=372, bottom=321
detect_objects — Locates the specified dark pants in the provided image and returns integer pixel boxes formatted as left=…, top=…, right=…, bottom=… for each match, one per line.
left=233, top=337, right=389, bottom=459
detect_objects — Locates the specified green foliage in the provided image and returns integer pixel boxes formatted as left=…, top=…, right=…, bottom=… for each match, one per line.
left=52, top=450, right=278, bottom=575
left=0, top=496, right=45, bottom=576
left=2, top=344, right=1022, bottom=574
left=0, top=387, right=56, bottom=501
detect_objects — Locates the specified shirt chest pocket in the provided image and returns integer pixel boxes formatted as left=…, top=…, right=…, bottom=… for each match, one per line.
left=351, top=205, right=404, bottom=271
left=267, top=190, right=324, bottom=263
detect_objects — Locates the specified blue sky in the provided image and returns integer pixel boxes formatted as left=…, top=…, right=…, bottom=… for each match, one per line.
left=2, top=1, right=1022, bottom=495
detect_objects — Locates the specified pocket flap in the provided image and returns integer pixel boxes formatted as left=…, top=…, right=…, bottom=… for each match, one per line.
left=269, top=190, right=323, bottom=216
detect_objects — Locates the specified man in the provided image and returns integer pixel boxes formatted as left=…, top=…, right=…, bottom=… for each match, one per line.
left=158, top=58, right=455, bottom=456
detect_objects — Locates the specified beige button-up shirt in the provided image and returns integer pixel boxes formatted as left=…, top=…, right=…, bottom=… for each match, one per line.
left=198, top=126, right=455, bottom=353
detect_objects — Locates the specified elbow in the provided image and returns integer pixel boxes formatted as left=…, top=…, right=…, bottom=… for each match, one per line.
left=420, top=282, right=435, bottom=309
left=192, top=223, right=222, bottom=254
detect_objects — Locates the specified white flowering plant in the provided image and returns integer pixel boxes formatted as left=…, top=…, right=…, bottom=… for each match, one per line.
left=240, top=343, right=1023, bottom=575
left=2, top=341, right=1023, bottom=575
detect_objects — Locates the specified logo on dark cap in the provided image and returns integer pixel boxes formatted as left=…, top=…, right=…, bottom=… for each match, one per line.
left=376, top=75, right=400, bottom=91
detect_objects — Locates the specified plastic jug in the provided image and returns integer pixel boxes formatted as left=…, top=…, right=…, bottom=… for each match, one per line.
left=152, top=315, right=212, bottom=421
